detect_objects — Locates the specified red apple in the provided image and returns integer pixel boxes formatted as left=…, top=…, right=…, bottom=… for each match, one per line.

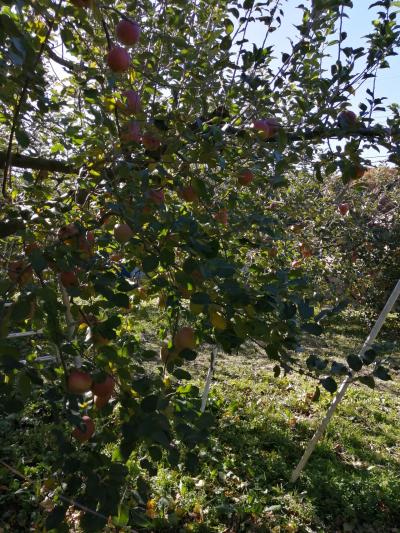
left=60, top=271, right=79, bottom=288
left=86, top=230, right=95, bottom=244
left=72, top=416, right=95, bottom=442
left=214, top=208, right=228, bottom=225
left=238, top=169, right=253, bottom=186
left=148, top=189, right=165, bottom=205
left=67, top=369, right=93, bottom=394
left=114, top=223, right=133, bottom=243
left=116, top=19, right=141, bottom=46
left=174, top=326, right=196, bottom=352
left=58, top=223, right=79, bottom=242
left=142, top=133, right=161, bottom=151
left=122, top=90, right=141, bottom=114
left=25, top=242, right=40, bottom=255
left=178, top=185, right=198, bottom=203
left=77, top=235, right=94, bottom=258
left=110, top=252, right=123, bottom=262
left=94, top=394, right=112, bottom=409
left=89, top=330, right=110, bottom=347
left=300, top=243, right=313, bottom=258
left=8, top=260, right=33, bottom=285
left=338, top=202, right=350, bottom=216
left=353, top=165, right=366, bottom=180
left=253, top=118, right=280, bottom=139
left=92, top=375, right=115, bottom=397
left=107, top=46, right=130, bottom=73
left=142, top=204, right=153, bottom=216
left=338, top=110, right=357, bottom=128
left=122, top=120, right=141, bottom=143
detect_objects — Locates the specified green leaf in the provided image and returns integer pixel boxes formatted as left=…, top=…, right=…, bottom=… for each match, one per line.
left=132, top=376, right=152, bottom=395
left=108, top=292, right=129, bottom=308
left=224, top=19, right=234, bottom=34
left=172, top=367, right=192, bottom=380
left=29, top=248, right=47, bottom=273
left=15, top=129, right=30, bottom=148
left=3, top=396, right=24, bottom=412
left=141, top=394, right=159, bottom=413
left=45, top=505, right=68, bottom=529
left=80, top=512, right=107, bottom=532
left=358, top=375, right=375, bottom=389
left=184, top=451, right=199, bottom=473
left=16, top=370, right=32, bottom=399
left=347, top=354, right=363, bottom=372
left=243, top=0, right=255, bottom=8
left=0, top=219, right=25, bottom=237
left=159, top=247, right=175, bottom=266
left=220, top=35, right=232, bottom=51
left=151, top=429, right=171, bottom=447
left=373, top=365, right=391, bottom=381
left=142, top=254, right=159, bottom=273
left=148, top=445, right=162, bottom=461
left=113, top=504, right=130, bottom=527
left=298, top=299, right=314, bottom=320
left=179, top=348, right=197, bottom=361
left=302, top=323, right=323, bottom=336
left=191, top=292, right=211, bottom=305
left=361, top=348, right=376, bottom=365
left=320, top=376, right=337, bottom=393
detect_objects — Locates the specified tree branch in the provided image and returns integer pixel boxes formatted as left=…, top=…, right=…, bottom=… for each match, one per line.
left=0, top=125, right=396, bottom=175
left=0, top=151, right=77, bottom=173
left=225, top=125, right=395, bottom=142
left=45, top=45, right=83, bottom=71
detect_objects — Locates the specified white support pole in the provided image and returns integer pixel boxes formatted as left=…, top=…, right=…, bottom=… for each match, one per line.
left=7, top=330, right=43, bottom=339
left=201, top=347, right=217, bottom=413
left=59, top=277, right=75, bottom=340
left=58, top=276, right=81, bottom=367
left=20, top=355, right=55, bottom=365
left=290, top=279, right=400, bottom=484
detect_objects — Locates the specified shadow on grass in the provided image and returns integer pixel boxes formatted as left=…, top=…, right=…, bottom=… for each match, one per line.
left=203, top=404, right=400, bottom=532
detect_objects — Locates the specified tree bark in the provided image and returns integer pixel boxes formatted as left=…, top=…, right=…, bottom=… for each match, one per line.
left=0, top=151, right=77, bottom=173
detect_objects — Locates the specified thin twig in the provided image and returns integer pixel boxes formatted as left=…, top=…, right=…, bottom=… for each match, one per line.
left=0, top=459, right=117, bottom=523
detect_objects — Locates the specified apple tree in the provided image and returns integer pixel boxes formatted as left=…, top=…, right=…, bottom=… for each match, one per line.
left=0, top=0, right=399, bottom=529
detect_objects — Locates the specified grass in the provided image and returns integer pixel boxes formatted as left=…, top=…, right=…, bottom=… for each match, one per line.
left=144, top=311, right=400, bottom=532
left=1, top=308, right=400, bottom=532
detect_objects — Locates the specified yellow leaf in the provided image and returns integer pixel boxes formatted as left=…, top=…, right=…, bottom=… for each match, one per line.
left=210, top=310, right=227, bottom=330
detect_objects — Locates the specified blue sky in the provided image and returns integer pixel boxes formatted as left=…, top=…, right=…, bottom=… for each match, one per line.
left=239, top=1, right=399, bottom=163
left=245, top=2, right=399, bottom=115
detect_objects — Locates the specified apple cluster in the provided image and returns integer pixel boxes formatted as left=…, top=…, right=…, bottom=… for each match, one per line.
left=68, top=370, right=115, bottom=442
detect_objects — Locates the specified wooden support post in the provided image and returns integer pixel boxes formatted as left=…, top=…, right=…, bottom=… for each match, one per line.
left=290, top=279, right=400, bottom=484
